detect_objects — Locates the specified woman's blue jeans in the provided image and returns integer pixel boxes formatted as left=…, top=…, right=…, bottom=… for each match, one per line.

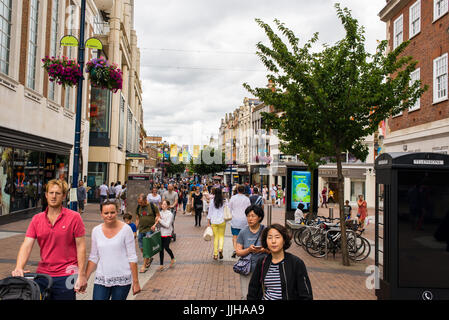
left=93, top=284, right=131, bottom=300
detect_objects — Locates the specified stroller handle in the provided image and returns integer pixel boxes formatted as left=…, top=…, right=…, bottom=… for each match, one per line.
left=23, top=273, right=53, bottom=290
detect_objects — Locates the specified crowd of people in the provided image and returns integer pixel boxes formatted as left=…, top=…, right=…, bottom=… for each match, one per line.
left=10, top=176, right=319, bottom=301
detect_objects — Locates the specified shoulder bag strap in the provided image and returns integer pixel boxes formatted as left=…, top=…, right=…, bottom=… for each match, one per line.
left=254, top=226, right=264, bottom=246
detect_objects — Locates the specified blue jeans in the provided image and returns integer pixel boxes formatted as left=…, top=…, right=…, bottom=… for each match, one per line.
left=34, top=275, right=76, bottom=300
left=93, top=284, right=131, bottom=300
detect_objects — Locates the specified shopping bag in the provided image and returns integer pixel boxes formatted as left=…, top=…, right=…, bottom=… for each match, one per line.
left=142, top=231, right=162, bottom=258
left=186, top=203, right=192, bottom=213
left=223, top=205, right=232, bottom=222
left=203, top=226, right=213, bottom=241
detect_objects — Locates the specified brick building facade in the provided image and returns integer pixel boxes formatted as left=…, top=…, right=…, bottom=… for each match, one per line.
left=379, top=0, right=449, bottom=154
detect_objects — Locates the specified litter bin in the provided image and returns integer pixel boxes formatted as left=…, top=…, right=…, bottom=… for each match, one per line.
left=329, top=207, right=334, bottom=220
left=375, top=152, right=449, bottom=300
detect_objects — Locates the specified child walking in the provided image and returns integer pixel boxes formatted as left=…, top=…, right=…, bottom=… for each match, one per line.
left=156, top=200, right=176, bottom=271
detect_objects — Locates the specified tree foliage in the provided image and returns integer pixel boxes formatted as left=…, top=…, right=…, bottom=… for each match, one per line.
left=244, top=4, right=427, bottom=265
left=188, top=148, right=228, bottom=176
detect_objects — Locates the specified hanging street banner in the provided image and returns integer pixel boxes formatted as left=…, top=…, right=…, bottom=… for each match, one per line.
left=60, top=35, right=79, bottom=47
left=193, top=145, right=200, bottom=158
left=85, top=37, right=103, bottom=50
left=170, top=145, right=178, bottom=158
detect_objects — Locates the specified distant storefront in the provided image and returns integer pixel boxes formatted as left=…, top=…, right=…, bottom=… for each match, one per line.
left=0, top=127, right=71, bottom=217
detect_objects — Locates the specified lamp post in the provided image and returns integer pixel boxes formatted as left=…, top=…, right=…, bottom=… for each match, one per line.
left=69, top=0, right=86, bottom=211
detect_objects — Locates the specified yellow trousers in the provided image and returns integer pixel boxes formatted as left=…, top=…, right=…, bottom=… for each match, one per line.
left=211, top=222, right=226, bottom=256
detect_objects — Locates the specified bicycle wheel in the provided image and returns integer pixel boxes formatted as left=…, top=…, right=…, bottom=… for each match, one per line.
left=299, top=228, right=313, bottom=248
left=305, top=232, right=327, bottom=258
left=348, top=236, right=365, bottom=260
left=354, top=237, right=371, bottom=261
left=293, top=228, right=305, bottom=246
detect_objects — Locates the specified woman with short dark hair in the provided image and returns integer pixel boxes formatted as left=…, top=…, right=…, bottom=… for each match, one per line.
left=247, top=224, right=313, bottom=300
left=235, top=204, right=268, bottom=300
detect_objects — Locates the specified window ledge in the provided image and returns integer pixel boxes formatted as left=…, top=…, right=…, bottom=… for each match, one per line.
left=63, top=109, right=75, bottom=120
left=432, top=11, right=449, bottom=24
left=408, top=107, right=420, bottom=113
left=46, top=101, right=61, bottom=113
left=409, top=31, right=420, bottom=41
left=0, top=72, right=18, bottom=92
left=433, top=97, right=449, bottom=105
left=24, top=88, right=43, bottom=104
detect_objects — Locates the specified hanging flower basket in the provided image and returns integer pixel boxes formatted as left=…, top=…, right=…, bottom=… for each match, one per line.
left=86, top=57, right=123, bottom=93
left=41, top=56, right=83, bottom=87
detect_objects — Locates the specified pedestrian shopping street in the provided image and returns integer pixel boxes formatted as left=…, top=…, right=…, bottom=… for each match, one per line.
left=0, top=203, right=376, bottom=300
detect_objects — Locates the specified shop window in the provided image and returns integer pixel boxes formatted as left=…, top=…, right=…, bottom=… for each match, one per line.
left=351, top=180, right=366, bottom=202
left=89, top=86, right=111, bottom=146
left=0, top=146, right=13, bottom=216
left=87, top=162, right=108, bottom=202
left=11, top=149, right=41, bottom=212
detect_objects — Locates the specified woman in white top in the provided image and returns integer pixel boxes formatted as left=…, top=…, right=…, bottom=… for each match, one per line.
left=203, top=187, right=210, bottom=216
left=85, top=199, right=140, bottom=300
left=207, top=188, right=226, bottom=260
left=155, top=200, right=176, bottom=271
left=147, top=186, right=162, bottom=208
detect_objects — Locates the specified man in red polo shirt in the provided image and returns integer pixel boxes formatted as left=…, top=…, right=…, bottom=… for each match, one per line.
left=12, top=179, right=87, bottom=300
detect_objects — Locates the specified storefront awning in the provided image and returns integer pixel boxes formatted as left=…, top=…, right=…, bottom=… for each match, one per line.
left=126, top=153, right=149, bottom=160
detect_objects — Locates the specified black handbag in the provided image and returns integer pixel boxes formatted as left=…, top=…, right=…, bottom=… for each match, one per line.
left=233, top=226, right=264, bottom=275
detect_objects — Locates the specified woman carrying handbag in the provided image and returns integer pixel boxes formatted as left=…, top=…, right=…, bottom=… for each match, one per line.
left=206, top=188, right=227, bottom=260
left=234, top=205, right=268, bottom=300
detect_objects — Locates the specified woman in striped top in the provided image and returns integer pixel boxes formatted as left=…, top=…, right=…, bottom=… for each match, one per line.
left=247, top=224, right=313, bottom=300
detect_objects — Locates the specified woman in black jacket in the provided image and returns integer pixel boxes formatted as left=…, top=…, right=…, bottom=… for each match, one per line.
left=247, top=224, right=313, bottom=300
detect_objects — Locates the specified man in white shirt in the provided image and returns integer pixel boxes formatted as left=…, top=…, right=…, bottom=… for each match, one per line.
left=228, top=185, right=251, bottom=258
left=114, top=181, right=122, bottom=199
left=99, top=182, right=109, bottom=209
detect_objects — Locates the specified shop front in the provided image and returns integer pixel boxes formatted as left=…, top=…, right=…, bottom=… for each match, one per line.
left=318, top=165, right=375, bottom=208
left=0, top=127, right=71, bottom=217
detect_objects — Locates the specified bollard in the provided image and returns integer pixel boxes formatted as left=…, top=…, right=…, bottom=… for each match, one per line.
left=267, top=204, right=272, bottom=226
left=329, top=207, right=334, bottom=220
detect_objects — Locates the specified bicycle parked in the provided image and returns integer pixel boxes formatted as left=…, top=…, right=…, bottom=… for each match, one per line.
left=293, top=216, right=371, bottom=261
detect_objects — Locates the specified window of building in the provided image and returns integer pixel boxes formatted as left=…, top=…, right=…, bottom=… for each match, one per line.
left=434, top=53, right=448, bottom=103
left=118, top=95, right=125, bottom=149
left=434, top=0, right=448, bottom=21
left=0, top=0, right=12, bottom=75
left=351, top=180, right=366, bottom=202
left=26, top=0, right=39, bottom=90
left=409, top=1, right=421, bottom=38
left=409, top=68, right=421, bottom=112
left=48, top=0, right=60, bottom=101
left=126, top=108, right=132, bottom=152
left=89, top=87, right=111, bottom=146
left=87, top=162, right=108, bottom=202
left=393, top=14, right=403, bottom=50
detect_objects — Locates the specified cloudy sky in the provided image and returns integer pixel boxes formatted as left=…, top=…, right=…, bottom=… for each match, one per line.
left=134, top=0, right=388, bottom=148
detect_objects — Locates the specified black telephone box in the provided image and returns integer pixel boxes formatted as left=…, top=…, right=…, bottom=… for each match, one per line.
left=375, top=152, right=449, bottom=300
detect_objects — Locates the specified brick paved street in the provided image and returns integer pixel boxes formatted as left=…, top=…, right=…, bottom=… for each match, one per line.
left=0, top=202, right=377, bottom=300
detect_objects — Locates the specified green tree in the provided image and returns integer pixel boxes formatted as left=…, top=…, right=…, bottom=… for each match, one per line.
left=166, top=156, right=186, bottom=176
left=244, top=4, right=427, bottom=266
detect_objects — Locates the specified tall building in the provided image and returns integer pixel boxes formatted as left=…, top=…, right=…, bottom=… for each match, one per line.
left=0, top=0, right=101, bottom=218
left=87, top=0, right=145, bottom=201
left=379, top=0, right=449, bottom=155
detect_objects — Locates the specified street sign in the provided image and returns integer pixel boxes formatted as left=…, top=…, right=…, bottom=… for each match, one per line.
left=60, top=35, right=79, bottom=47
left=85, top=37, right=103, bottom=50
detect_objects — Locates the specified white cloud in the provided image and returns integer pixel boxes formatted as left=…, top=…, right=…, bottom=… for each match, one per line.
left=134, top=0, right=387, bottom=147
